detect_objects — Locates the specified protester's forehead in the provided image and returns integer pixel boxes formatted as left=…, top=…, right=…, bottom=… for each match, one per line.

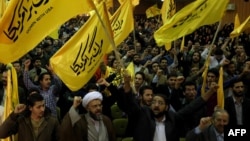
left=153, top=95, right=165, bottom=102
left=88, top=99, right=102, bottom=105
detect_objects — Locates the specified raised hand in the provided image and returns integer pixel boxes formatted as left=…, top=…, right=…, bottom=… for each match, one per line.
left=73, top=96, right=82, bottom=109
left=198, top=117, right=212, bottom=131
left=14, top=104, right=26, bottom=114
left=23, top=59, right=31, bottom=71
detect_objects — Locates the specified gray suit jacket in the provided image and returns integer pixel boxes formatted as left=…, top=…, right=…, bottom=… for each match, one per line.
left=186, top=125, right=219, bottom=141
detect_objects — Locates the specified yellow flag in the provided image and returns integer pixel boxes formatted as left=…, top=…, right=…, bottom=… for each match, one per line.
left=161, top=0, right=175, bottom=51
left=234, top=13, right=241, bottom=29
left=161, top=0, right=176, bottom=24
left=180, top=36, right=185, bottom=52
left=118, top=0, right=139, bottom=7
left=106, top=0, right=134, bottom=53
left=0, top=0, right=7, bottom=18
left=230, top=15, right=250, bottom=38
left=201, top=63, right=208, bottom=96
left=48, top=27, right=59, bottom=39
left=217, top=66, right=224, bottom=109
left=0, top=0, right=95, bottom=64
left=201, top=49, right=211, bottom=95
left=154, top=0, right=228, bottom=46
left=50, top=2, right=113, bottom=91
left=126, top=62, right=135, bottom=83
left=146, top=4, right=161, bottom=19
left=2, top=69, right=12, bottom=141
left=93, top=0, right=113, bottom=10
left=2, top=64, right=19, bottom=141
left=105, top=0, right=113, bottom=10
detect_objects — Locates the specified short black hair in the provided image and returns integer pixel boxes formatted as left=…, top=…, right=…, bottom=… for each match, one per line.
left=28, top=88, right=40, bottom=95
left=86, top=83, right=99, bottom=92
left=139, top=85, right=153, bottom=96
left=27, top=93, right=44, bottom=107
left=38, top=72, right=51, bottom=82
left=214, top=48, right=223, bottom=55
left=207, top=68, right=219, bottom=78
left=183, top=81, right=196, bottom=91
left=153, top=94, right=170, bottom=105
left=135, top=71, right=146, bottom=80
left=32, top=56, right=42, bottom=63
left=230, top=78, right=244, bottom=88
left=167, top=73, right=178, bottom=79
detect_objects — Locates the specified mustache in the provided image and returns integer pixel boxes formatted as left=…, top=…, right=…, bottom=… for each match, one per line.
left=153, top=107, right=160, bottom=110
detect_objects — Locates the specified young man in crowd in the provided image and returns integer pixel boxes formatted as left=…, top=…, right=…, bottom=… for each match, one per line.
left=0, top=93, right=59, bottom=141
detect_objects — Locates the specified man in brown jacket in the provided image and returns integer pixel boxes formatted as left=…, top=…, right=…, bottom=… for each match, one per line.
left=0, top=93, right=59, bottom=141
left=59, top=91, right=116, bottom=141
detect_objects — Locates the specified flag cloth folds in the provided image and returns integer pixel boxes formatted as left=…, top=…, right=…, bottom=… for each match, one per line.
left=126, top=62, right=135, bottom=84
left=201, top=61, right=209, bottom=96
left=93, top=0, right=113, bottom=10
left=48, top=27, right=59, bottom=40
left=2, top=64, right=19, bottom=141
left=161, top=0, right=176, bottom=24
left=50, top=2, right=113, bottom=91
left=0, top=0, right=7, bottom=18
left=161, top=0, right=176, bottom=51
left=118, top=0, right=139, bottom=7
left=107, top=0, right=134, bottom=53
left=105, top=0, right=113, bottom=10
left=0, top=0, right=95, bottom=64
left=217, top=66, right=224, bottom=109
left=146, top=4, right=161, bottom=19
left=234, top=13, right=241, bottom=30
left=154, top=0, right=228, bottom=46
left=230, top=15, right=250, bottom=38
left=180, top=36, right=185, bottom=52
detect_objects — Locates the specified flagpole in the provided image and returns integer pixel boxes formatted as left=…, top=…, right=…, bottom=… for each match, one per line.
left=201, top=21, right=222, bottom=95
left=92, top=3, right=125, bottom=69
left=94, top=1, right=138, bottom=94
left=208, top=21, right=222, bottom=55
left=133, top=29, right=137, bottom=53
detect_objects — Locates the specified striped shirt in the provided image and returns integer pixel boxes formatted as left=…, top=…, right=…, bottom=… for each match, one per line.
left=23, top=71, right=62, bottom=117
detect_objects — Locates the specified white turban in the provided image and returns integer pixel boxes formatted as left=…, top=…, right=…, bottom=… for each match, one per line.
left=82, top=91, right=103, bottom=108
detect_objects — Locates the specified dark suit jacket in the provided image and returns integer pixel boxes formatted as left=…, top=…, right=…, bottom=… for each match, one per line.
left=117, top=89, right=208, bottom=141
left=152, top=83, right=182, bottom=111
left=186, top=125, right=218, bottom=141
left=0, top=83, right=27, bottom=105
left=224, top=96, right=250, bottom=128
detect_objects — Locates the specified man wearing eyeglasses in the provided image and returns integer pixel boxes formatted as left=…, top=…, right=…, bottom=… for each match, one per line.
left=117, top=71, right=218, bottom=141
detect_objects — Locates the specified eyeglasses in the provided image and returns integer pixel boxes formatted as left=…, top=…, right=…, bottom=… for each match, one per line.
left=151, top=100, right=165, bottom=106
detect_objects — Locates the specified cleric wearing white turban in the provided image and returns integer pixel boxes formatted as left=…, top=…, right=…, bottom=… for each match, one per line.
left=60, top=90, right=116, bottom=141
left=82, top=91, right=103, bottom=108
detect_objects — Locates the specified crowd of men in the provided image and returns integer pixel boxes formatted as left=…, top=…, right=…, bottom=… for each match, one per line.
left=0, top=15, right=250, bottom=141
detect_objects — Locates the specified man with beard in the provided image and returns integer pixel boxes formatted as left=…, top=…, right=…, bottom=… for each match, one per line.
left=59, top=91, right=116, bottom=141
left=186, top=109, right=229, bottom=141
left=224, top=79, right=250, bottom=128
left=28, top=56, right=48, bottom=84
left=0, top=68, right=26, bottom=107
left=132, top=54, right=149, bottom=74
left=138, top=85, right=153, bottom=107
left=117, top=71, right=218, bottom=141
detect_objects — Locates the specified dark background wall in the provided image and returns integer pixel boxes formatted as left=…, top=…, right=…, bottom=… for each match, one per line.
left=112, top=0, right=250, bottom=26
